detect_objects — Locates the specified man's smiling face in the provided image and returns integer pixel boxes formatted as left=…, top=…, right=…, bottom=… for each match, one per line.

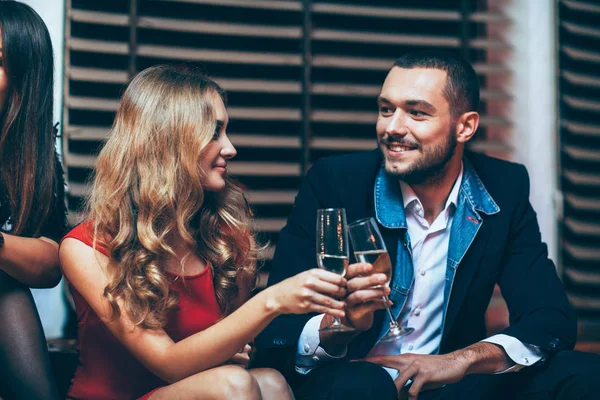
left=376, top=67, right=457, bottom=184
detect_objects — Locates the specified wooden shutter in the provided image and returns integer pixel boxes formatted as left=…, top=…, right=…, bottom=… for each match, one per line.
left=558, top=0, right=600, bottom=340
left=63, top=0, right=511, bottom=287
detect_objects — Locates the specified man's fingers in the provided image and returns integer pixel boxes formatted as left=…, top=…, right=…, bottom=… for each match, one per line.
left=345, top=262, right=373, bottom=279
left=395, top=365, right=417, bottom=394
left=346, top=288, right=391, bottom=306
left=407, top=377, right=425, bottom=400
left=347, top=273, right=389, bottom=292
left=351, top=300, right=389, bottom=317
left=362, top=355, right=395, bottom=367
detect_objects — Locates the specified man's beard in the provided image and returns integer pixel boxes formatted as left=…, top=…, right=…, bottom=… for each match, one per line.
left=379, top=126, right=457, bottom=185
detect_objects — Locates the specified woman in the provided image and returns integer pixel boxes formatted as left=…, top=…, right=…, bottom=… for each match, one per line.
left=59, top=64, right=347, bottom=400
left=0, top=1, right=66, bottom=399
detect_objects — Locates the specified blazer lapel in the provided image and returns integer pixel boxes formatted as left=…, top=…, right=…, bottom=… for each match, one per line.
left=440, top=158, right=500, bottom=350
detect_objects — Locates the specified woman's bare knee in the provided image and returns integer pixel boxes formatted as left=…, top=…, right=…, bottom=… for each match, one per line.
left=149, top=365, right=262, bottom=400
left=219, top=366, right=262, bottom=400
left=250, top=368, right=293, bottom=400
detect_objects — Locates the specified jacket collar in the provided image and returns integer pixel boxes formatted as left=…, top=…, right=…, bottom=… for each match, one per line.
left=460, top=157, right=500, bottom=216
left=374, top=156, right=499, bottom=229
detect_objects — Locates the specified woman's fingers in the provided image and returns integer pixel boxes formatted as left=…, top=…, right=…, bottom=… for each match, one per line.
left=240, top=344, right=251, bottom=354
left=305, top=268, right=347, bottom=286
left=309, top=303, right=346, bottom=319
left=304, top=291, right=345, bottom=310
left=303, top=276, right=347, bottom=297
left=228, top=351, right=251, bottom=367
left=279, top=269, right=354, bottom=316
left=293, top=288, right=346, bottom=317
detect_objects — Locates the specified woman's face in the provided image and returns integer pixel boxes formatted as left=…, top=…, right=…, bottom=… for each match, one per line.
left=0, top=31, right=8, bottom=113
left=200, top=93, right=237, bottom=192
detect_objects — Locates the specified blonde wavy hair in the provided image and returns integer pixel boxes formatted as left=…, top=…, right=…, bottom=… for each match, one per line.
left=86, top=65, right=258, bottom=329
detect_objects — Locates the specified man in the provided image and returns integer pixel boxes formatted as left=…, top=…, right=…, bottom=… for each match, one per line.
left=253, top=51, right=600, bottom=399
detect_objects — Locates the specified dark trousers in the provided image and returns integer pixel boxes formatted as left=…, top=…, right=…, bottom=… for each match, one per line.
left=292, top=351, right=600, bottom=400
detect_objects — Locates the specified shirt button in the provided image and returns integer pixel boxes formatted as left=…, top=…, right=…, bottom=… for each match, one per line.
left=304, top=344, right=311, bottom=353
left=414, top=308, right=421, bottom=316
left=524, top=357, right=529, bottom=364
left=407, top=344, right=414, bottom=351
left=420, top=269, right=426, bottom=276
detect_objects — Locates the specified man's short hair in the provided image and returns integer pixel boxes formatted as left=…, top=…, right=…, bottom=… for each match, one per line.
left=393, top=50, right=480, bottom=118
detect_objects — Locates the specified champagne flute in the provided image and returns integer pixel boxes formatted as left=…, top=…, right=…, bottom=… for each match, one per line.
left=347, top=217, right=414, bottom=343
left=316, top=208, right=355, bottom=332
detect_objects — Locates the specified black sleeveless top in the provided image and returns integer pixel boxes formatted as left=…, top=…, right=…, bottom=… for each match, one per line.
left=0, top=152, right=67, bottom=243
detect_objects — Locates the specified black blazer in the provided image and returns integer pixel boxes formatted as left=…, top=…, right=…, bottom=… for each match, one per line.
left=254, top=150, right=576, bottom=375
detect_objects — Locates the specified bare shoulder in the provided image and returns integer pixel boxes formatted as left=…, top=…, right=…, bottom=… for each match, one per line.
left=60, top=237, right=106, bottom=263
left=59, top=235, right=176, bottom=378
left=59, top=237, right=109, bottom=290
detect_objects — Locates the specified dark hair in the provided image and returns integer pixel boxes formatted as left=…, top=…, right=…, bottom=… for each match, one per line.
left=0, top=0, right=57, bottom=237
left=393, top=50, right=480, bottom=118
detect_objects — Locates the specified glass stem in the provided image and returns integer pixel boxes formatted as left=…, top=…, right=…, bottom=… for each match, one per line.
left=382, top=296, right=399, bottom=328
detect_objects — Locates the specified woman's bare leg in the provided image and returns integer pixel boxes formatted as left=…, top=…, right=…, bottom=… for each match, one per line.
left=249, top=368, right=294, bottom=400
left=149, top=365, right=262, bottom=400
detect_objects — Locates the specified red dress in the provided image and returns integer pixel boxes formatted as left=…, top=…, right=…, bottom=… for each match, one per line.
left=62, top=222, right=223, bottom=400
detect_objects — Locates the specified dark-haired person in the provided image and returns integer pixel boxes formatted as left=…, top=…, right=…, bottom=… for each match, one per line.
left=255, top=50, right=600, bottom=399
left=0, top=1, right=66, bottom=399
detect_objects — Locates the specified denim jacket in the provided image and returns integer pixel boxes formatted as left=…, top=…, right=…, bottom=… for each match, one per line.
left=374, top=158, right=500, bottom=343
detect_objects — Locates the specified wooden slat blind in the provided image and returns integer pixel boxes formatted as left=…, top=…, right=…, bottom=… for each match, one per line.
left=558, top=0, right=600, bottom=339
left=63, top=0, right=512, bottom=279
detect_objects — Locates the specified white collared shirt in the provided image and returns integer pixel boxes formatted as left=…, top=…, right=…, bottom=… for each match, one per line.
left=365, top=166, right=463, bottom=365
left=296, top=164, right=544, bottom=376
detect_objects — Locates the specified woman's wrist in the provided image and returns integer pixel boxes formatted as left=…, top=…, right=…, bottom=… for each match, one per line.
left=258, top=286, right=284, bottom=317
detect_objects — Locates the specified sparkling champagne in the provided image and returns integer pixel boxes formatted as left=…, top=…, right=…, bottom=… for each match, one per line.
left=317, top=254, right=349, bottom=276
left=354, top=250, right=392, bottom=286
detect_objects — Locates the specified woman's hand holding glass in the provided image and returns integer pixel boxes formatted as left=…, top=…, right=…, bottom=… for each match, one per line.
left=265, top=268, right=347, bottom=319
left=316, top=208, right=357, bottom=332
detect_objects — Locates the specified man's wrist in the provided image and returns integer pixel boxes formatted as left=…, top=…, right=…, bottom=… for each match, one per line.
left=459, top=342, right=512, bottom=375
